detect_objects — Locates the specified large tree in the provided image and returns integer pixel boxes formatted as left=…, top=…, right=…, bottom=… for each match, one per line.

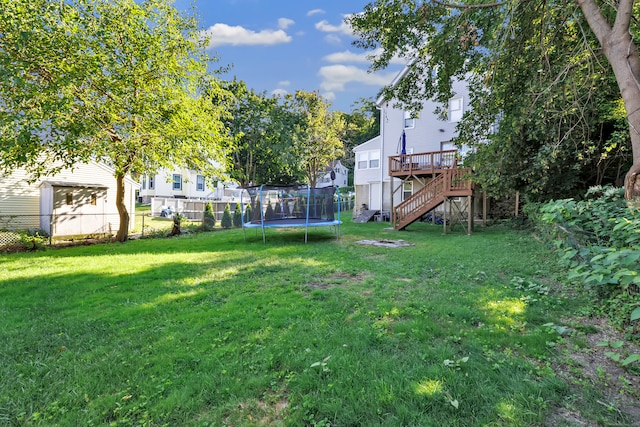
left=349, top=0, right=640, bottom=200
left=0, top=0, right=232, bottom=241
left=224, top=80, right=301, bottom=187
left=341, top=98, right=381, bottom=178
left=289, top=90, right=345, bottom=187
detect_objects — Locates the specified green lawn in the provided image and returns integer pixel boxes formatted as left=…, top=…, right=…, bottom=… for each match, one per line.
left=133, top=205, right=176, bottom=235
left=0, top=216, right=636, bottom=426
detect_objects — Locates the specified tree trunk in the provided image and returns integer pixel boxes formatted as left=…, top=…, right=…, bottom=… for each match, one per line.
left=576, top=0, right=640, bottom=199
left=625, top=162, right=640, bottom=200
left=115, top=173, right=130, bottom=242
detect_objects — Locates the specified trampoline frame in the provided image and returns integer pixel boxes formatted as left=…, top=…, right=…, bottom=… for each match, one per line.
left=241, top=184, right=342, bottom=243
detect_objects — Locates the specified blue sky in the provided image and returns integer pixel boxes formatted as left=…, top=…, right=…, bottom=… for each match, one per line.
left=172, top=0, right=405, bottom=111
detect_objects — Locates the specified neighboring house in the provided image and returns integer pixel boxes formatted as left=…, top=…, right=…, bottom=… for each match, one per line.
left=138, top=168, right=219, bottom=203
left=139, top=168, right=248, bottom=221
left=316, top=160, right=349, bottom=188
left=0, top=161, right=139, bottom=237
left=353, top=65, right=475, bottom=229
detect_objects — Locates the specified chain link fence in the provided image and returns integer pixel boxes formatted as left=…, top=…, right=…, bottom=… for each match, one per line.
left=1, top=195, right=355, bottom=250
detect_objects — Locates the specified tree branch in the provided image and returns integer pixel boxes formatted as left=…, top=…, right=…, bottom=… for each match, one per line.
left=432, top=0, right=506, bottom=9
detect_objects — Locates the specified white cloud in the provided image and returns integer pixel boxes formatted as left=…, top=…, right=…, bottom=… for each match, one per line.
left=277, top=80, right=291, bottom=87
left=323, top=91, right=336, bottom=101
left=307, top=9, right=325, bottom=17
left=271, top=88, right=289, bottom=97
left=318, top=65, right=397, bottom=92
left=323, top=50, right=371, bottom=64
left=202, top=23, right=292, bottom=48
left=324, top=34, right=343, bottom=45
left=323, top=49, right=409, bottom=65
left=315, top=18, right=353, bottom=36
left=278, top=18, right=295, bottom=30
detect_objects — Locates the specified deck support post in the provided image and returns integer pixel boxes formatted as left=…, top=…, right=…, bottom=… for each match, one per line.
left=467, top=194, right=474, bottom=235
left=442, top=197, right=448, bottom=235
left=482, top=190, right=487, bottom=226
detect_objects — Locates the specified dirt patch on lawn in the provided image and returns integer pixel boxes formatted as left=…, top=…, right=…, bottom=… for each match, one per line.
left=356, top=239, right=415, bottom=248
left=546, top=316, right=640, bottom=426
left=223, top=392, right=289, bottom=426
left=306, top=271, right=372, bottom=290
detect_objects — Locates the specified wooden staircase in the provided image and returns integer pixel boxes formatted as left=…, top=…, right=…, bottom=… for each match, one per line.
left=393, top=169, right=473, bottom=230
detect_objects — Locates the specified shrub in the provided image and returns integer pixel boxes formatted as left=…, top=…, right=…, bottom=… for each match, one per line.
left=253, top=200, right=261, bottom=221
left=244, top=204, right=252, bottom=223
left=221, top=204, right=232, bottom=229
left=535, top=185, right=640, bottom=334
left=265, top=202, right=274, bottom=220
left=203, top=202, right=216, bottom=231
left=233, top=203, right=242, bottom=227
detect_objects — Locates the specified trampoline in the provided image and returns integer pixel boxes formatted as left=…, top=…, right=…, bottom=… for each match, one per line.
left=241, top=184, right=342, bottom=243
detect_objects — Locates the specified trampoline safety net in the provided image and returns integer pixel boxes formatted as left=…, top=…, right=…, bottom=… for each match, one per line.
left=241, top=185, right=342, bottom=242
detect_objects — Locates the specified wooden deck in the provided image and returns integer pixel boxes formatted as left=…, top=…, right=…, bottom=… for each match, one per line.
left=389, top=149, right=473, bottom=230
left=389, top=149, right=458, bottom=177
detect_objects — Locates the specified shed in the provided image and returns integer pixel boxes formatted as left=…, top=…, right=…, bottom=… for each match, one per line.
left=39, top=181, right=110, bottom=237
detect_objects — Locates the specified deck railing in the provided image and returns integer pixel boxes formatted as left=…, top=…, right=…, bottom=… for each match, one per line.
left=389, top=149, right=458, bottom=176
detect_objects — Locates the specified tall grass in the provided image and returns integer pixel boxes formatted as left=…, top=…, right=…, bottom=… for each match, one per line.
left=0, top=217, right=630, bottom=426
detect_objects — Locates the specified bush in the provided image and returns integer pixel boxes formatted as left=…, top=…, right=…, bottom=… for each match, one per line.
left=221, top=204, right=232, bottom=229
left=265, top=202, right=274, bottom=220
left=244, top=204, right=252, bottom=223
left=233, top=203, right=242, bottom=227
left=203, top=202, right=216, bottom=231
left=534, top=185, right=640, bottom=334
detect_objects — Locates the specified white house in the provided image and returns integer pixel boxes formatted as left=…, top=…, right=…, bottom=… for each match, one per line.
left=0, top=161, right=139, bottom=237
left=316, top=160, right=349, bottom=188
left=353, top=65, right=472, bottom=219
left=138, top=168, right=220, bottom=203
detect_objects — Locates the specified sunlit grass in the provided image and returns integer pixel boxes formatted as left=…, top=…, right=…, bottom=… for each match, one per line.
left=415, top=379, right=443, bottom=396
left=0, top=218, right=630, bottom=426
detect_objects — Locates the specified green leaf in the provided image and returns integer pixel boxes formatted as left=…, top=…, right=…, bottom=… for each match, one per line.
left=631, top=307, right=640, bottom=321
left=604, top=352, right=620, bottom=361
left=620, top=354, right=640, bottom=366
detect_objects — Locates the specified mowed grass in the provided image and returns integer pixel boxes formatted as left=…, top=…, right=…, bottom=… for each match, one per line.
left=0, top=215, right=620, bottom=426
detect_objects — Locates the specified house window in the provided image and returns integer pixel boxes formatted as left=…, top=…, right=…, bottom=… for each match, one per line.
left=357, top=152, right=368, bottom=169
left=404, top=111, right=415, bottom=128
left=66, top=192, right=73, bottom=205
left=172, top=174, right=182, bottom=190
left=91, top=193, right=97, bottom=206
left=358, top=150, right=380, bottom=169
left=449, top=97, right=463, bottom=122
left=141, top=177, right=147, bottom=190
left=148, top=176, right=155, bottom=190
left=196, top=175, right=205, bottom=191
left=403, top=182, right=413, bottom=200
left=369, top=150, right=380, bottom=168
